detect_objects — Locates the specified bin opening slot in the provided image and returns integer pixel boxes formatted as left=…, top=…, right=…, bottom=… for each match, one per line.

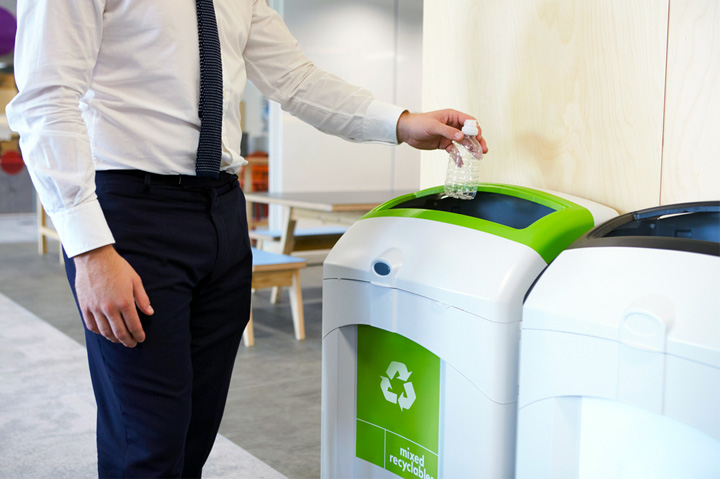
left=604, top=211, right=719, bottom=243
left=390, top=192, right=556, bottom=229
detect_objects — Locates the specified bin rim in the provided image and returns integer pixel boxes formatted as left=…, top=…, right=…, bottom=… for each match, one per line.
left=361, top=184, right=594, bottom=263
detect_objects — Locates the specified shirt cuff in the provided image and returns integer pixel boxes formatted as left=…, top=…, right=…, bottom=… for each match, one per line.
left=363, top=99, right=407, bottom=144
left=50, top=199, right=115, bottom=258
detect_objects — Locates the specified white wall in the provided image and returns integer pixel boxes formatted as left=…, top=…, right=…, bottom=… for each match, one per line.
left=269, top=0, right=423, bottom=198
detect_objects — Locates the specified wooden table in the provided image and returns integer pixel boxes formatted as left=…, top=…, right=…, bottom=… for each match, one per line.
left=244, top=190, right=413, bottom=255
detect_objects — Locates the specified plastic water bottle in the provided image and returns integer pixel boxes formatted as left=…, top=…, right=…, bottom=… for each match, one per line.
left=444, top=119, right=483, bottom=200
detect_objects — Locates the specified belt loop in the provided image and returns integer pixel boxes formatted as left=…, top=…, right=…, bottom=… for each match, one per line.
left=143, top=172, right=151, bottom=193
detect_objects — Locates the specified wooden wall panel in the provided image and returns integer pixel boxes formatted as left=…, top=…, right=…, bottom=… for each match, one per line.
left=421, top=0, right=669, bottom=213
left=661, top=0, right=720, bottom=205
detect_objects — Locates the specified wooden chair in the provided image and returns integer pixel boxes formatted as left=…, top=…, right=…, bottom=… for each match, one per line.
left=242, top=247, right=307, bottom=347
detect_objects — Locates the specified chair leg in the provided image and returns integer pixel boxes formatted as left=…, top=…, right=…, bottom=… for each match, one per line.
left=288, top=270, right=305, bottom=340
left=270, top=286, right=281, bottom=304
left=242, top=308, right=255, bottom=347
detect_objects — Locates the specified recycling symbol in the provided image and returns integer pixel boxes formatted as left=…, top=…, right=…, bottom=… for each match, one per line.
left=380, top=361, right=416, bottom=411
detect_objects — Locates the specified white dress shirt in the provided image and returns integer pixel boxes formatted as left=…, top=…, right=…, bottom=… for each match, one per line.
left=6, top=0, right=405, bottom=257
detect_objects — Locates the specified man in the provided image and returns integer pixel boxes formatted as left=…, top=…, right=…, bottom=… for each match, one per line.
left=7, top=0, right=488, bottom=477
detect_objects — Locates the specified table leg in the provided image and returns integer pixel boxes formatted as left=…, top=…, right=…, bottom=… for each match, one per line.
left=279, top=206, right=297, bottom=255
left=271, top=206, right=297, bottom=303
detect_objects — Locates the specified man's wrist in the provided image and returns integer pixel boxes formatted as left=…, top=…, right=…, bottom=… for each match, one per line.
left=74, top=244, right=116, bottom=264
left=396, top=110, right=411, bottom=144
left=46, top=198, right=115, bottom=258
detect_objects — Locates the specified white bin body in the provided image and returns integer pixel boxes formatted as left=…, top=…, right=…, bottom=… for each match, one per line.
left=517, top=246, right=720, bottom=478
left=322, top=216, right=548, bottom=479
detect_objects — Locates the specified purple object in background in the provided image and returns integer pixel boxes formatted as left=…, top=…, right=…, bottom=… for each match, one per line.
left=0, top=7, right=16, bottom=57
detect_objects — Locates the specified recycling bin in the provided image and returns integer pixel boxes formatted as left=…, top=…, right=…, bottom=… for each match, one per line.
left=516, top=201, right=720, bottom=478
left=321, top=184, right=617, bottom=479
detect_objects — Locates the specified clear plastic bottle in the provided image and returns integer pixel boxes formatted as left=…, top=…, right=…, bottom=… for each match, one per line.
left=444, top=119, right=483, bottom=200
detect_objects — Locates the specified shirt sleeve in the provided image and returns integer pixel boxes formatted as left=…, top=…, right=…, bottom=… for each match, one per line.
left=5, top=0, right=114, bottom=258
left=243, top=0, right=405, bottom=145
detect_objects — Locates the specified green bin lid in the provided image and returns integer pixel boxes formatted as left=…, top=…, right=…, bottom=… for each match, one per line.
left=362, top=184, right=594, bottom=263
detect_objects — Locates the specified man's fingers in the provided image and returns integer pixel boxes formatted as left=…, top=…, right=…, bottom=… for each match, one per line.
left=432, top=122, right=463, bottom=143
left=89, top=305, right=143, bottom=347
left=105, top=308, right=138, bottom=348
left=83, top=310, right=100, bottom=335
left=93, top=314, right=121, bottom=344
left=437, top=108, right=474, bottom=129
left=118, top=301, right=145, bottom=346
left=479, top=136, right=489, bottom=154
left=133, top=276, right=154, bottom=317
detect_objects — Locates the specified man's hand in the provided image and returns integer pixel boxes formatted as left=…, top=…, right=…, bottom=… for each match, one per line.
left=73, top=245, right=153, bottom=348
left=396, top=109, right=489, bottom=154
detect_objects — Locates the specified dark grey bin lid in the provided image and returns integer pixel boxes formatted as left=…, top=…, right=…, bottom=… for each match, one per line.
left=567, top=201, right=720, bottom=257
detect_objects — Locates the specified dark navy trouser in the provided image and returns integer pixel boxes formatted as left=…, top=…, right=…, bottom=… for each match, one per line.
left=65, top=170, right=253, bottom=478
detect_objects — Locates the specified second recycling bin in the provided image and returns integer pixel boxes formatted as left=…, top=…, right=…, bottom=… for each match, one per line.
left=516, top=201, right=720, bottom=478
left=321, top=184, right=617, bottom=479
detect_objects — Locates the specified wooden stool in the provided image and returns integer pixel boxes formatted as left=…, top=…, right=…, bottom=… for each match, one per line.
left=243, top=248, right=307, bottom=347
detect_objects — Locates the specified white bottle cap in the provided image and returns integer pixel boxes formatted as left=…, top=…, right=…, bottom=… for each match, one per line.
left=461, top=119, right=479, bottom=136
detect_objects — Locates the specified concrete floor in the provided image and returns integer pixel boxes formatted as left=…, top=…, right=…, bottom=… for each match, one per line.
left=0, top=231, right=325, bottom=479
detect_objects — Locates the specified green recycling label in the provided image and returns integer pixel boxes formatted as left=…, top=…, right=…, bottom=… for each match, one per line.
left=356, top=325, right=441, bottom=479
